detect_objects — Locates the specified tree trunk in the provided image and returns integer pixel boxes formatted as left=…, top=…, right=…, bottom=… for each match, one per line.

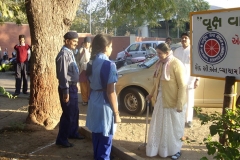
left=25, top=0, right=80, bottom=130
left=165, top=20, right=170, bottom=37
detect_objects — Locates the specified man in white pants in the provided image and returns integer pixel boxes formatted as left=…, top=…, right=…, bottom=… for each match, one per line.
left=174, top=32, right=200, bottom=128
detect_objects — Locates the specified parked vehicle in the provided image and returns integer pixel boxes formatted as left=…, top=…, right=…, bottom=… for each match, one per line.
left=116, top=41, right=165, bottom=60
left=0, top=55, right=15, bottom=72
left=116, top=56, right=238, bottom=115
left=114, top=51, right=148, bottom=69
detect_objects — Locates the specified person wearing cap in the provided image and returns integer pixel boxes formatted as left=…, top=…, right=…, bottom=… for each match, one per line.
left=76, top=36, right=91, bottom=106
left=173, top=32, right=200, bottom=128
left=55, top=31, right=84, bottom=148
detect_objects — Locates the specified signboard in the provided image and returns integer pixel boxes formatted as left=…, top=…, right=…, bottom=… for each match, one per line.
left=190, top=8, right=240, bottom=81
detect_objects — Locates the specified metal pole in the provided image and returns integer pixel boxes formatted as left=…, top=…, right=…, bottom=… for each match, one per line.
left=177, top=27, right=179, bottom=38
left=138, top=100, right=149, bottom=150
left=90, top=0, right=91, bottom=34
left=233, top=82, right=237, bottom=111
left=219, top=76, right=236, bottom=145
left=144, top=101, right=149, bottom=144
left=105, top=0, right=107, bottom=34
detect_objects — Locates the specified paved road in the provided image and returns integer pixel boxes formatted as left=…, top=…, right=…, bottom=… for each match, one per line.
left=0, top=71, right=83, bottom=101
left=0, top=71, right=31, bottom=99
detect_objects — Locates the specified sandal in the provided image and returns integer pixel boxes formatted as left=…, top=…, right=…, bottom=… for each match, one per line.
left=171, top=152, right=181, bottom=160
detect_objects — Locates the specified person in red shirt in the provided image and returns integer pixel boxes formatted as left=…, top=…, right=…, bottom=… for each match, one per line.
left=13, top=35, right=31, bottom=95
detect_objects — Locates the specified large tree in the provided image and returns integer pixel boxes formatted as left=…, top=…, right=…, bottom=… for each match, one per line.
left=24, top=0, right=80, bottom=129
left=70, top=0, right=90, bottom=33
left=0, top=0, right=27, bottom=24
left=108, top=0, right=210, bottom=37
left=172, top=0, right=209, bottom=33
left=108, top=0, right=175, bottom=32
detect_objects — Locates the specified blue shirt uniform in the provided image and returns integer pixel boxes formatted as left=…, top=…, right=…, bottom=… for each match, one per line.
left=86, top=53, right=118, bottom=136
left=56, top=46, right=79, bottom=94
left=55, top=46, right=80, bottom=145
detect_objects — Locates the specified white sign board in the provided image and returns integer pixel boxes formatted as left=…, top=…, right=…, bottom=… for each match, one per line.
left=190, top=8, right=240, bottom=81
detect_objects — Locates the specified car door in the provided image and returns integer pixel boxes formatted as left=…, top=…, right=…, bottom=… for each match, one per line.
left=193, top=77, right=223, bottom=108
left=127, top=43, right=140, bottom=58
left=203, top=78, right=224, bottom=105
left=152, top=43, right=158, bottom=49
left=138, top=42, right=150, bottom=57
left=196, top=78, right=230, bottom=108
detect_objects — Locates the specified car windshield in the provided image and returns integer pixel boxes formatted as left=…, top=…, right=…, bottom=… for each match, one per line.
left=138, top=56, right=159, bottom=68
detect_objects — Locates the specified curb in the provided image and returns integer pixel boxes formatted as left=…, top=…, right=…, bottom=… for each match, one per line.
left=79, top=126, right=144, bottom=160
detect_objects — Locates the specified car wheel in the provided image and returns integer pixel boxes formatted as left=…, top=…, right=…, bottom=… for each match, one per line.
left=120, top=88, right=146, bottom=115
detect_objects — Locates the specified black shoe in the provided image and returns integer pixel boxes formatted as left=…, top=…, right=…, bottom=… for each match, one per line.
left=110, top=154, right=115, bottom=160
left=56, top=142, right=74, bottom=148
left=13, top=92, right=20, bottom=96
left=23, top=92, right=28, bottom=94
left=69, top=135, right=85, bottom=140
left=186, top=121, right=192, bottom=128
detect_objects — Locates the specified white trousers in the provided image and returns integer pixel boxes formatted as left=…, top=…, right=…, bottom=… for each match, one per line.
left=186, top=88, right=194, bottom=122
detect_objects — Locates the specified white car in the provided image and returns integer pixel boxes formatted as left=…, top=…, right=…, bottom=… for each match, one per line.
left=116, top=55, right=240, bottom=115
left=116, top=41, right=165, bottom=60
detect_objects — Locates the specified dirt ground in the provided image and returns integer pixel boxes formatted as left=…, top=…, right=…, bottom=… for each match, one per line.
left=0, top=96, right=220, bottom=160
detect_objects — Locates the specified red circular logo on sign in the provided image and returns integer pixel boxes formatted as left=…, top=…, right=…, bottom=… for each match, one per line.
left=198, top=31, right=227, bottom=65
left=204, top=39, right=220, bottom=57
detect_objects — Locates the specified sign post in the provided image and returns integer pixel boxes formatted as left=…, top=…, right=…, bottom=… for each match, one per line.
left=190, top=8, right=240, bottom=80
left=220, top=76, right=236, bottom=145
left=190, top=8, right=240, bottom=145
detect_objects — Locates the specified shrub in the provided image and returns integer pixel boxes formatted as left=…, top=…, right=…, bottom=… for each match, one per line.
left=195, top=107, right=240, bottom=160
left=0, top=86, right=16, bottom=98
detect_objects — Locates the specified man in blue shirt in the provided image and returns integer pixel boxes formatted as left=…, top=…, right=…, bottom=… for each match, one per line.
left=55, top=31, right=84, bottom=148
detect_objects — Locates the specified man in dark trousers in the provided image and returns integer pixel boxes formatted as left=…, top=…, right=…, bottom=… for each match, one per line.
left=14, top=35, right=31, bottom=95
left=55, top=31, right=84, bottom=148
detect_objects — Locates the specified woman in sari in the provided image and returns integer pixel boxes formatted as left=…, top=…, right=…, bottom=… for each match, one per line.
left=146, top=43, right=187, bottom=160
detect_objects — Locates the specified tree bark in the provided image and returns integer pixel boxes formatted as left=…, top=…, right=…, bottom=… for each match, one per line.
left=25, top=0, right=80, bottom=129
left=165, top=20, right=169, bottom=37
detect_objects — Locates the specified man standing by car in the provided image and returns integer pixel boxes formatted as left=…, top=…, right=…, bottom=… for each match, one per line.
left=13, top=35, right=31, bottom=96
left=174, top=32, right=200, bottom=128
left=55, top=31, right=84, bottom=148
left=145, top=43, right=157, bottom=58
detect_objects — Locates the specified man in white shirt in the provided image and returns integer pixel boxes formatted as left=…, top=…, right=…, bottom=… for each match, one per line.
left=174, top=32, right=200, bottom=128
left=145, top=43, right=156, bottom=58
